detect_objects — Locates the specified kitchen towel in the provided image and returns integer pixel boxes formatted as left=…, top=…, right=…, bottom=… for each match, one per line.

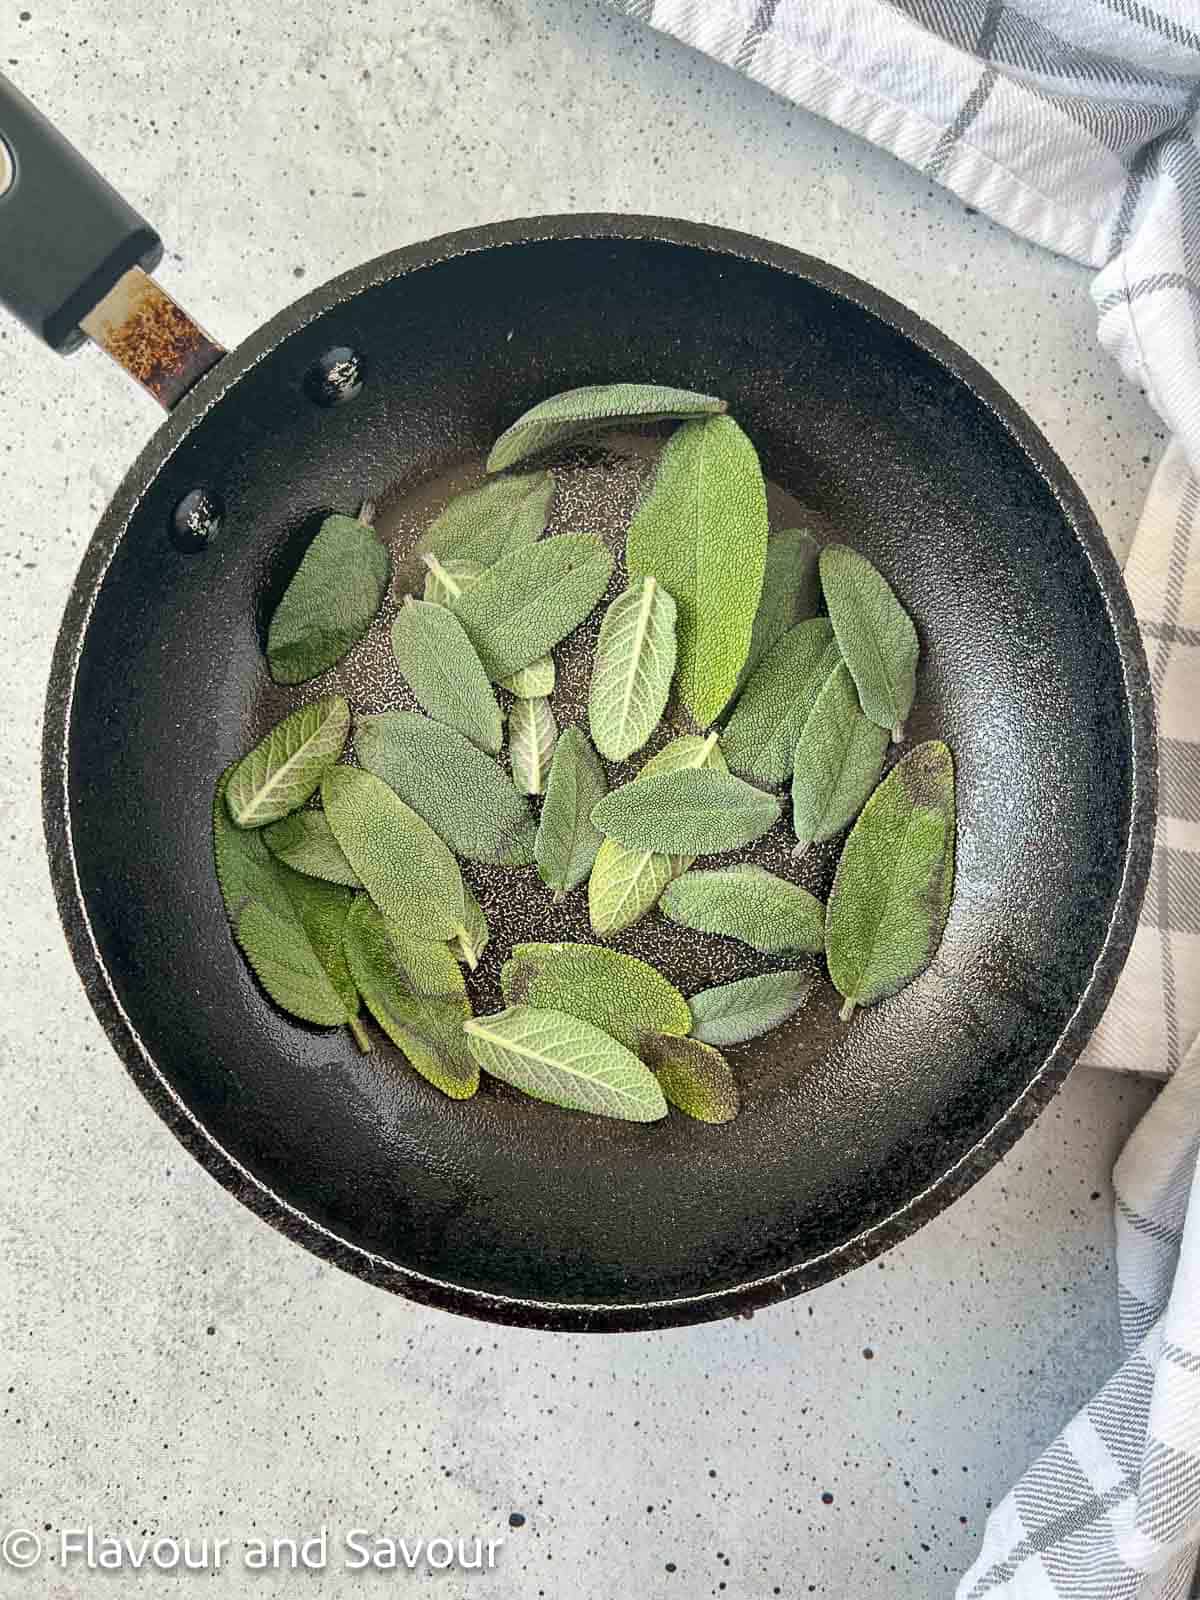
left=607, top=1, right=1200, bottom=1595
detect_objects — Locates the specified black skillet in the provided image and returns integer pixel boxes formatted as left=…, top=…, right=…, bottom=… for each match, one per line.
left=1, top=72, right=1155, bottom=1331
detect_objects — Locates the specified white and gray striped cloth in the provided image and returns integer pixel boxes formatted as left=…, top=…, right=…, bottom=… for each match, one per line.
left=608, top=1, right=1200, bottom=1595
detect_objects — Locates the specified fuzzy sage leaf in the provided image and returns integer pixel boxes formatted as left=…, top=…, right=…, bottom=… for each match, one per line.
left=819, top=544, right=919, bottom=741
left=423, top=556, right=484, bottom=607
left=225, top=696, right=350, bottom=829
left=356, top=710, right=536, bottom=866
left=418, top=472, right=554, bottom=567
left=535, top=727, right=607, bottom=900
left=625, top=415, right=768, bottom=728
left=791, top=661, right=889, bottom=853
left=688, top=970, right=813, bottom=1047
left=641, top=1033, right=738, bottom=1124
left=463, top=1006, right=667, bottom=1122
left=721, top=618, right=841, bottom=787
left=661, top=865, right=825, bottom=954
left=591, top=767, right=779, bottom=856
left=825, top=740, right=955, bottom=1018
left=486, top=383, right=727, bottom=473
left=391, top=597, right=503, bottom=755
left=263, top=808, right=361, bottom=888
left=588, top=576, right=677, bottom=762
left=587, top=733, right=725, bottom=936
left=508, top=696, right=558, bottom=796
left=500, top=656, right=556, bottom=698
left=267, top=511, right=390, bottom=685
left=450, top=885, right=489, bottom=970
left=321, top=766, right=467, bottom=942
left=450, top=533, right=613, bottom=681
left=343, top=896, right=477, bottom=1097
left=501, top=942, right=691, bottom=1052
left=732, top=528, right=822, bottom=702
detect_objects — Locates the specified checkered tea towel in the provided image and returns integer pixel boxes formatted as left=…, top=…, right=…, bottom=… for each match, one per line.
left=607, top=2, right=1200, bottom=1595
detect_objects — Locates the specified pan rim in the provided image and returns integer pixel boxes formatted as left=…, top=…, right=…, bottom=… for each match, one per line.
left=41, top=212, right=1157, bottom=1332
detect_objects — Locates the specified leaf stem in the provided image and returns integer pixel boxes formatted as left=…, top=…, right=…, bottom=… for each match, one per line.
left=790, top=839, right=811, bottom=860
left=349, top=1015, right=372, bottom=1052
left=358, top=498, right=376, bottom=528
left=891, top=722, right=905, bottom=744
left=698, top=730, right=720, bottom=763
left=838, top=998, right=856, bottom=1023
left=455, top=926, right=479, bottom=971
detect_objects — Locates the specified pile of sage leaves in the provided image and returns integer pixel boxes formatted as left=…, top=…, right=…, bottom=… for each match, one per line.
left=214, top=382, right=955, bottom=1125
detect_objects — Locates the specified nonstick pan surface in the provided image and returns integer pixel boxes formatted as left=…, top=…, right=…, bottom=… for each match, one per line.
left=44, top=215, right=1155, bottom=1331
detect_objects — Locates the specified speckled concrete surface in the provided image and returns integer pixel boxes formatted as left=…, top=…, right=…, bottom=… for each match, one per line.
left=0, top=2, right=1165, bottom=1595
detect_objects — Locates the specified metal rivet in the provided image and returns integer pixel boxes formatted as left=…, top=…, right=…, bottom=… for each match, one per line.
left=305, top=345, right=366, bottom=406
left=0, top=139, right=13, bottom=199
left=170, top=488, right=224, bottom=551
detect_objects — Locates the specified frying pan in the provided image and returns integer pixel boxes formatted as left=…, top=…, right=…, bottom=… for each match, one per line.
left=2, top=71, right=1155, bottom=1332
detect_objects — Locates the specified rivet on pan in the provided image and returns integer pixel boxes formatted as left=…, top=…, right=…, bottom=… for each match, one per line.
left=170, top=488, right=224, bottom=551
left=305, top=346, right=366, bottom=406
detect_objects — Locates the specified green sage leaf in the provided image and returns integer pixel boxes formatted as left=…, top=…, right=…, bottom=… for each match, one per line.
left=508, top=696, right=558, bottom=796
left=225, top=696, right=350, bottom=828
left=213, top=766, right=297, bottom=924
left=321, top=766, right=467, bottom=941
left=588, top=576, right=678, bottom=761
left=819, top=543, right=919, bottom=741
left=263, top=808, right=362, bottom=888
left=356, top=710, right=536, bottom=866
left=418, top=472, right=554, bottom=567
left=721, top=618, right=841, bottom=786
left=423, top=556, right=484, bottom=607
left=486, top=383, right=727, bottom=473
left=660, top=865, right=825, bottom=954
left=499, top=655, right=556, bottom=698
left=640, top=1033, right=738, bottom=1124
left=625, top=415, right=768, bottom=728
left=825, top=740, right=955, bottom=1018
left=450, top=885, right=489, bottom=970
left=267, top=512, right=390, bottom=685
left=734, top=528, right=822, bottom=700
left=463, top=1006, right=667, bottom=1122
left=791, top=661, right=889, bottom=853
left=587, top=733, right=725, bottom=936
left=688, top=970, right=813, bottom=1047
left=501, top=942, right=691, bottom=1051
left=391, top=597, right=503, bottom=755
left=591, top=767, right=779, bottom=855
left=535, top=726, right=607, bottom=900
left=343, top=895, right=476, bottom=1098
left=450, top=533, right=613, bottom=681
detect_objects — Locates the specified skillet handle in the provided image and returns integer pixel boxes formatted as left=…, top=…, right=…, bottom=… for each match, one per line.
left=0, top=70, right=224, bottom=408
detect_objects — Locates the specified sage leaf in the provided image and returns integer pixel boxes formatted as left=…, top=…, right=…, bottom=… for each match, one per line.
left=213, top=766, right=298, bottom=925
left=463, top=1006, right=667, bottom=1122
left=535, top=727, right=607, bottom=899
left=508, top=696, right=558, bottom=796
left=721, top=618, right=841, bottom=786
left=356, top=710, right=536, bottom=866
left=587, top=733, right=725, bottom=936
left=391, top=597, right=503, bottom=755
left=591, top=767, right=779, bottom=855
left=819, top=544, right=919, bottom=741
left=734, top=528, right=822, bottom=699
left=661, top=865, right=825, bottom=954
left=791, top=661, right=889, bottom=853
left=343, top=896, right=477, bottom=1097
left=625, top=415, right=768, bottom=728
left=450, top=885, right=489, bottom=970
left=486, top=383, right=727, bottom=473
left=499, top=655, right=556, bottom=698
left=321, top=766, right=467, bottom=941
left=263, top=808, right=361, bottom=888
left=225, top=695, right=350, bottom=829
left=501, top=942, right=691, bottom=1051
left=267, top=511, right=390, bottom=685
left=825, top=740, right=955, bottom=1018
left=418, top=472, right=554, bottom=567
left=688, top=970, right=813, bottom=1047
left=588, top=576, right=677, bottom=761
left=641, top=1033, right=738, bottom=1124
left=450, top=533, right=613, bottom=681
left=423, top=556, right=484, bottom=607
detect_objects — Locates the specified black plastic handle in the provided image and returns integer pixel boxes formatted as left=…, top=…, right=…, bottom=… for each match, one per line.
left=0, top=70, right=162, bottom=352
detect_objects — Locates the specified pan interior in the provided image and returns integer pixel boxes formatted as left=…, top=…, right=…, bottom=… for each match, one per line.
left=62, top=233, right=1137, bottom=1320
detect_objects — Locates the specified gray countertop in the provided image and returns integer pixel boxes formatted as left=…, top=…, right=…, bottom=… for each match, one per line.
left=0, top=3, right=1164, bottom=1595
